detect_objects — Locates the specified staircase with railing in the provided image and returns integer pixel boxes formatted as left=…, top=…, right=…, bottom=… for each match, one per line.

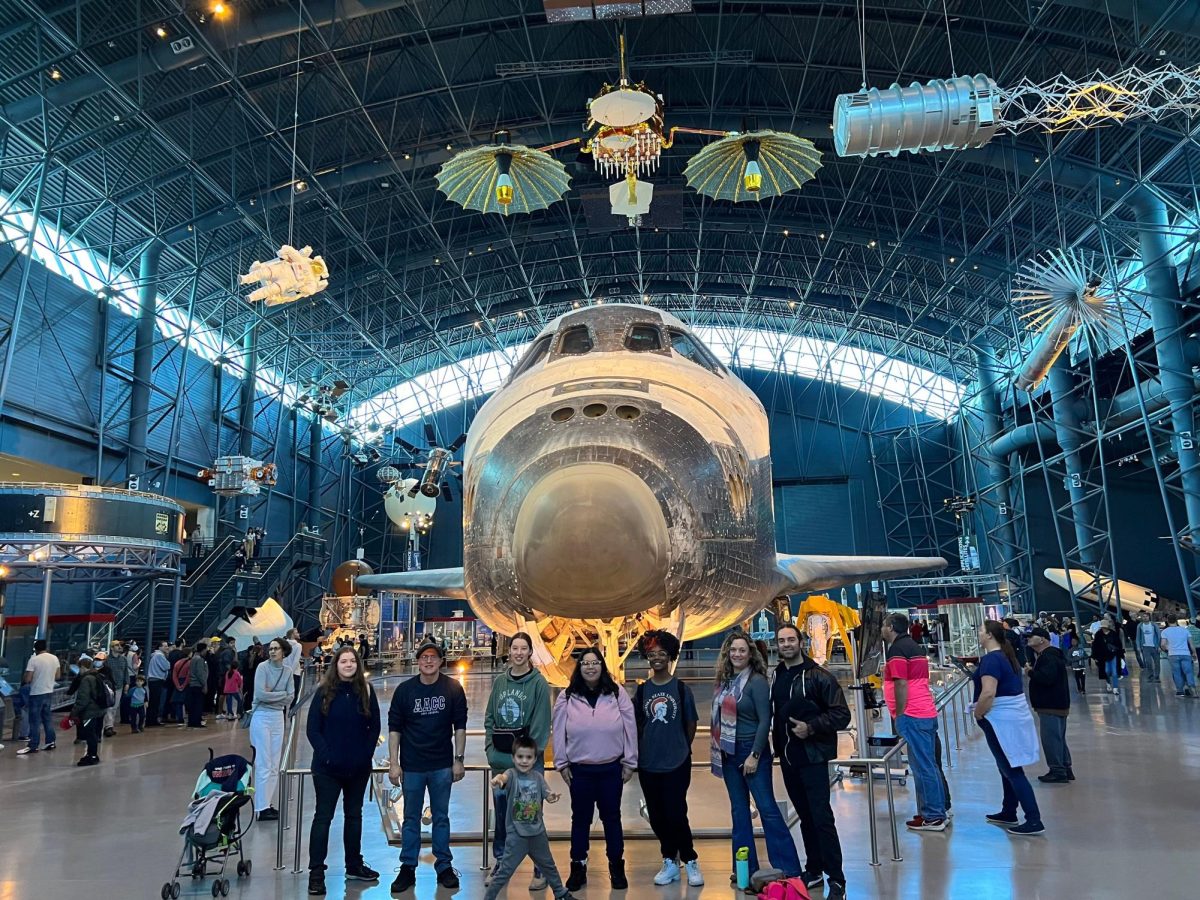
left=177, top=533, right=328, bottom=639
left=110, top=537, right=240, bottom=638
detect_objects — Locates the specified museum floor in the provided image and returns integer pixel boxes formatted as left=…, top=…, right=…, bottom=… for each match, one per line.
left=0, top=665, right=1196, bottom=900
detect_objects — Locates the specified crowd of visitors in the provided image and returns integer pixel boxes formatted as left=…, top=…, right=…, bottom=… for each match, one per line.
left=11, top=600, right=1200, bottom=899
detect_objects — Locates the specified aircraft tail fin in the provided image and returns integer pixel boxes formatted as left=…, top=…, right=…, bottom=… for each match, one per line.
left=355, top=567, right=467, bottom=600
left=773, top=554, right=946, bottom=595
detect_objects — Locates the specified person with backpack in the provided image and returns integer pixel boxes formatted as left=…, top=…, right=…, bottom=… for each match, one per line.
left=483, top=631, right=551, bottom=891
left=1068, top=637, right=1089, bottom=694
left=632, top=630, right=703, bottom=889
left=771, top=623, right=850, bottom=900
left=71, top=654, right=107, bottom=766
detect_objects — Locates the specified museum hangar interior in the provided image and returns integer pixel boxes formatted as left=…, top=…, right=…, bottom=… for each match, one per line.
left=0, top=1, right=1199, bottom=898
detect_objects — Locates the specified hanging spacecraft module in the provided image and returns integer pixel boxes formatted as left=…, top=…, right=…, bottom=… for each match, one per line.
left=358, top=304, right=945, bottom=682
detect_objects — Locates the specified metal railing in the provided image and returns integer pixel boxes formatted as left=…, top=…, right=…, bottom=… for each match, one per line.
left=831, top=670, right=975, bottom=867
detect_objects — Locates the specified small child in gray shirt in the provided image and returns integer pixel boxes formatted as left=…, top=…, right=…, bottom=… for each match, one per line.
left=484, top=736, right=575, bottom=900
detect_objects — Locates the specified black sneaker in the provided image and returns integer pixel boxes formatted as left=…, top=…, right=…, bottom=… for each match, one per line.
left=800, top=870, right=825, bottom=889
left=827, top=881, right=847, bottom=900
left=307, top=872, right=326, bottom=895
left=390, top=865, right=416, bottom=894
left=566, top=862, right=587, bottom=892
left=1037, top=773, right=1069, bottom=783
left=257, top=808, right=279, bottom=822
left=347, top=863, right=380, bottom=882
left=436, top=867, right=460, bottom=889
left=985, top=812, right=1018, bottom=825
left=1008, top=821, right=1046, bottom=836
left=76, top=755, right=99, bottom=766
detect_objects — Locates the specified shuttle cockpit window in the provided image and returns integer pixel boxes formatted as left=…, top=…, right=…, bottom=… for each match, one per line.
left=668, top=328, right=722, bottom=373
left=559, top=325, right=594, bottom=355
left=624, top=324, right=662, bottom=352
left=509, top=334, right=553, bottom=381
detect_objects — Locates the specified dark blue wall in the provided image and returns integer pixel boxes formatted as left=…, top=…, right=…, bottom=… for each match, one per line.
left=0, top=247, right=345, bottom=621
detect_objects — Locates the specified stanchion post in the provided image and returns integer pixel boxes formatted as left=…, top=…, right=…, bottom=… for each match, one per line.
left=275, top=771, right=289, bottom=871
left=480, top=769, right=491, bottom=869
left=951, top=690, right=962, bottom=750
left=940, top=707, right=954, bottom=768
left=883, top=750, right=902, bottom=862
left=866, top=758, right=880, bottom=867
left=292, top=775, right=307, bottom=874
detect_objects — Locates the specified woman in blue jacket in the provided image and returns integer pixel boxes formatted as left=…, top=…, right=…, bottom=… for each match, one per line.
left=305, top=646, right=382, bottom=896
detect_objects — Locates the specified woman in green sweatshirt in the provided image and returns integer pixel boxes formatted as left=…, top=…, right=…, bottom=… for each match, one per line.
left=484, top=632, right=551, bottom=890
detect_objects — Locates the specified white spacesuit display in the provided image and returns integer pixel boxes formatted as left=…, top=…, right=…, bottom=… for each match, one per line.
left=241, top=244, right=329, bottom=306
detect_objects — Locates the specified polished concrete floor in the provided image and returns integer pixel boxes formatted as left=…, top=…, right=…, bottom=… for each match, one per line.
left=1, top=663, right=1198, bottom=899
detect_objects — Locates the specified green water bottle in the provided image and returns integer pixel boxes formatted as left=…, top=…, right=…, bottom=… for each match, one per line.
left=735, top=846, right=750, bottom=889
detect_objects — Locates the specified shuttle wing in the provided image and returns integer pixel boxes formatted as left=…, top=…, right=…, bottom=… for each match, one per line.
left=773, top=554, right=947, bottom=596
left=355, top=567, right=467, bottom=599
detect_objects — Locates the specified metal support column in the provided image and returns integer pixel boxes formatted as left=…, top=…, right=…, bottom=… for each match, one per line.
left=237, top=322, right=259, bottom=526
left=0, top=158, right=48, bottom=452
left=37, top=567, right=53, bottom=639
left=309, top=413, right=323, bottom=531
left=169, top=571, right=182, bottom=642
left=127, top=240, right=164, bottom=484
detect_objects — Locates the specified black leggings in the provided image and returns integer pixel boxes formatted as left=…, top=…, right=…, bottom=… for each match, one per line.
left=308, top=770, right=370, bottom=873
left=640, top=760, right=697, bottom=863
left=82, top=716, right=102, bottom=758
left=1073, top=670, right=1087, bottom=691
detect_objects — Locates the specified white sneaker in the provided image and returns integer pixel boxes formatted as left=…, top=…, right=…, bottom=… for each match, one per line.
left=0, top=743, right=5, bottom=751
left=528, top=872, right=547, bottom=890
left=216, top=714, right=227, bottom=720
left=484, top=863, right=500, bottom=886
left=684, top=860, right=704, bottom=886
left=653, top=858, right=680, bottom=886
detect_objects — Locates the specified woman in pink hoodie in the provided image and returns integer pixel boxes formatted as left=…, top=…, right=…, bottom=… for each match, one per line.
left=552, top=647, right=637, bottom=893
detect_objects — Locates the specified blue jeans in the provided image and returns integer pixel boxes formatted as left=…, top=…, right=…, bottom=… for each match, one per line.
left=977, top=718, right=1041, bottom=826
left=400, top=767, right=453, bottom=873
left=26, top=693, right=54, bottom=750
left=1106, top=658, right=1121, bottom=691
left=1169, top=656, right=1196, bottom=692
left=720, top=740, right=801, bottom=877
left=896, top=714, right=946, bottom=820
left=1142, top=648, right=1161, bottom=680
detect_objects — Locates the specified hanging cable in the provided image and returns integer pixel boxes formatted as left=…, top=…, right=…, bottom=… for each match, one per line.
left=286, top=0, right=305, bottom=247
left=857, top=0, right=868, bottom=90
left=940, top=0, right=957, bottom=78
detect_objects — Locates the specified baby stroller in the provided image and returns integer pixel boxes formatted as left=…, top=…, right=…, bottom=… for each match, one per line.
left=161, top=749, right=255, bottom=899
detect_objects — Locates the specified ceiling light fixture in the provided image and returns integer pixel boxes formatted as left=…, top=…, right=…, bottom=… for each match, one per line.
left=155, top=25, right=168, bottom=38
left=49, top=68, right=62, bottom=80
left=868, top=240, right=877, bottom=248
left=212, top=1, right=229, bottom=18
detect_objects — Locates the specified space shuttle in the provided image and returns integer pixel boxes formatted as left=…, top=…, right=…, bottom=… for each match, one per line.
left=357, top=304, right=945, bottom=682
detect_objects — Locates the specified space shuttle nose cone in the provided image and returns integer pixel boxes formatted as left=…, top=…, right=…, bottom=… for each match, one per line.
left=513, top=463, right=670, bottom=619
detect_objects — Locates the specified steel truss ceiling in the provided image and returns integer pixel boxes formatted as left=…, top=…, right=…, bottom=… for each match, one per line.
left=1, top=0, right=1198, bottom=412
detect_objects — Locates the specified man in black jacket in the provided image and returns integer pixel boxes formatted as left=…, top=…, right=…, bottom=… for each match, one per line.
left=771, top=623, right=851, bottom=900
left=1025, top=627, right=1073, bottom=784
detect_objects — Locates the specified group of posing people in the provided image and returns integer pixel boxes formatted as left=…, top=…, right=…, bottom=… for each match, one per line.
left=289, top=627, right=854, bottom=899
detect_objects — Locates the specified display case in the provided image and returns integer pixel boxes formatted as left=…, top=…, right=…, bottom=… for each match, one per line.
left=936, top=597, right=985, bottom=662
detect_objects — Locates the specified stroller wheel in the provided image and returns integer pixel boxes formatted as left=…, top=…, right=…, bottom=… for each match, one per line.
left=243, top=860, right=252, bottom=877
left=160, top=883, right=171, bottom=900
left=171, top=884, right=181, bottom=900
left=220, top=878, right=231, bottom=896
left=211, top=882, right=220, bottom=898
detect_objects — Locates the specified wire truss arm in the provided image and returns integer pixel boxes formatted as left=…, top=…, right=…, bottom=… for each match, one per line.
left=999, top=64, right=1200, bottom=134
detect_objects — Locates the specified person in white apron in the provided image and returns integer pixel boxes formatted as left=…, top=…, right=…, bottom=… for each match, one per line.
left=971, top=620, right=1044, bottom=836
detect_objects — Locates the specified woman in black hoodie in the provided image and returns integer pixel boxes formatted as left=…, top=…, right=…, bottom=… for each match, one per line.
left=305, top=646, right=382, bottom=896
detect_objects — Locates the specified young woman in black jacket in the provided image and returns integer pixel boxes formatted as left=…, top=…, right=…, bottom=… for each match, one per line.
left=305, top=646, right=382, bottom=895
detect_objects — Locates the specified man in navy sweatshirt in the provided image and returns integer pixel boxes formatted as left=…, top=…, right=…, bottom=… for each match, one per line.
left=387, top=639, right=467, bottom=893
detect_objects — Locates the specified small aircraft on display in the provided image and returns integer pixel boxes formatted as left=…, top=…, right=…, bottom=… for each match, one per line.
left=358, top=304, right=945, bottom=683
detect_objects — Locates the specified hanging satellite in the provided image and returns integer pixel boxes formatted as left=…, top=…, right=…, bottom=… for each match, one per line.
left=1011, top=249, right=1118, bottom=391
left=241, top=244, right=329, bottom=305
left=576, top=34, right=724, bottom=224
left=435, top=131, right=571, bottom=216
left=384, top=479, right=438, bottom=533
left=684, top=128, right=823, bottom=202
left=833, top=64, right=1200, bottom=157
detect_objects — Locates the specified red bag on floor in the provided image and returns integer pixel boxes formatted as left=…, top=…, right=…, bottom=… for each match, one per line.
left=758, top=878, right=812, bottom=900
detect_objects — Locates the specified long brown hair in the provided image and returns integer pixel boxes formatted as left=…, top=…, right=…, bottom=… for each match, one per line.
left=715, top=631, right=767, bottom=685
left=318, top=646, right=372, bottom=716
left=983, top=620, right=1019, bottom=673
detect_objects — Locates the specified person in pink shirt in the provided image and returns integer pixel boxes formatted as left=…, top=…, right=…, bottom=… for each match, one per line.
left=552, top=647, right=637, bottom=893
left=882, top=613, right=947, bottom=832
left=223, top=660, right=245, bottom=721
